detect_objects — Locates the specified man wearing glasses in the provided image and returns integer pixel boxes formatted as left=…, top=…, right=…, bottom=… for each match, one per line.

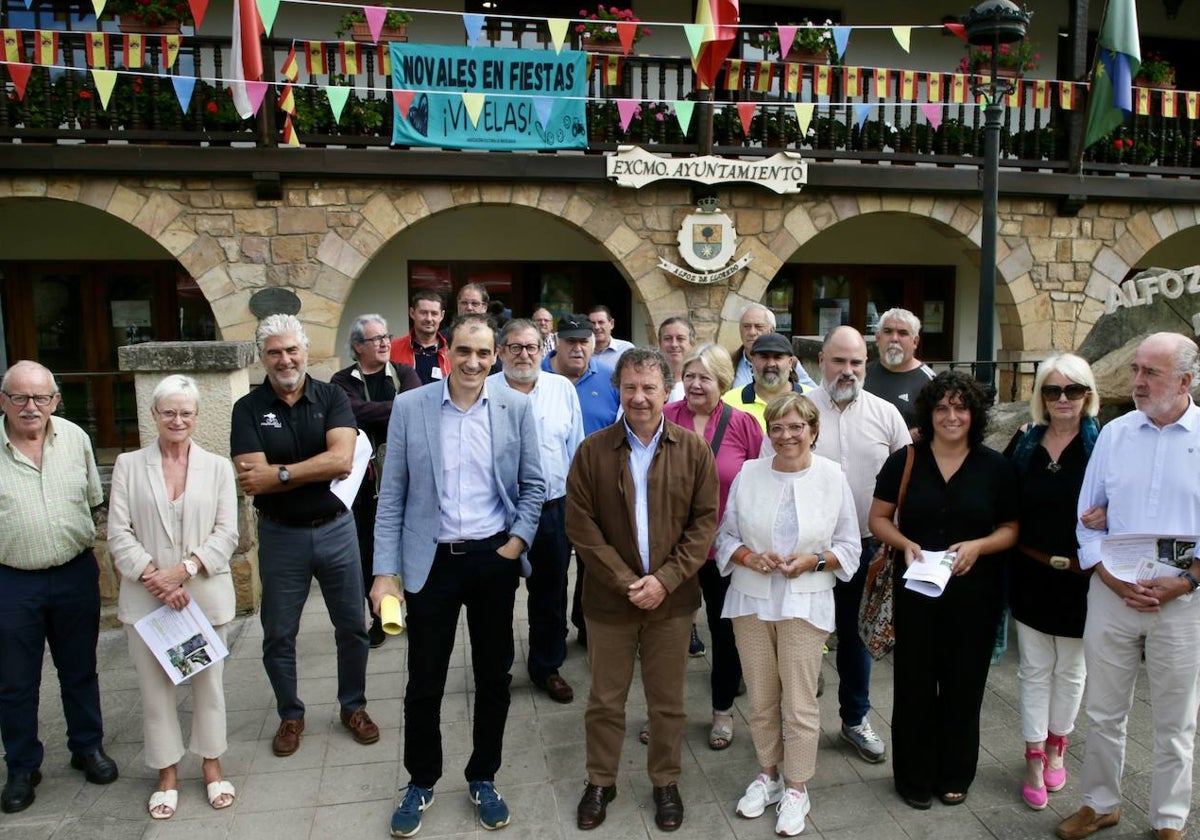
left=489, top=319, right=584, bottom=704
left=332, top=314, right=421, bottom=648
left=0, top=361, right=115, bottom=814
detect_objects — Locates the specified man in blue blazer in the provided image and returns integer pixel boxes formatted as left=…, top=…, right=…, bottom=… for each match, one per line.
left=371, top=313, right=545, bottom=838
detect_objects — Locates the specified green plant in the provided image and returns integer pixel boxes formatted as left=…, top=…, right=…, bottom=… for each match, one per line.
left=5, top=67, right=66, bottom=129
left=751, top=19, right=834, bottom=59
left=960, top=40, right=1040, bottom=73
left=574, top=5, right=651, bottom=44
left=106, top=0, right=193, bottom=27
left=334, top=1, right=413, bottom=37
left=1136, top=51, right=1175, bottom=86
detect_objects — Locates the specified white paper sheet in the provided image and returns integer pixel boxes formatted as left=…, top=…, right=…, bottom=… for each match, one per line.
left=133, top=601, right=229, bottom=686
left=330, top=430, right=371, bottom=511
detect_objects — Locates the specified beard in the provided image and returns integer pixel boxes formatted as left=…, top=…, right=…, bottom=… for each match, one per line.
left=758, top=370, right=784, bottom=389
left=824, top=376, right=861, bottom=403
left=504, top=364, right=539, bottom=385
left=883, top=345, right=906, bottom=367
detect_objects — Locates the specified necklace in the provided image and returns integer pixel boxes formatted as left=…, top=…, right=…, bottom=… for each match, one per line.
left=1046, top=460, right=1061, bottom=474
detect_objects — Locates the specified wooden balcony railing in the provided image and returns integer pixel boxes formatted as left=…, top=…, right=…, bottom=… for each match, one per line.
left=2, top=30, right=1197, bottom=179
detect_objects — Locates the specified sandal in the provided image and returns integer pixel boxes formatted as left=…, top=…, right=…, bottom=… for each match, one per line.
left=709, top=712, right=734, bottom=751
left=206, top=779, right=236, bottom=810
left=148, top=789, right=178, bottom=820
left=638, top=721, right=650, bottom=745
left=939, top=791, right=967, bottom=806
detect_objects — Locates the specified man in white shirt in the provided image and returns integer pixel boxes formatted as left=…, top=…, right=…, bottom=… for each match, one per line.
left=1057, top=332, right=1200, bottom=840
left=489, top=319, right=584, bottom=704
left=588, top=305, right=636, bottom=367
left=808, top=327, right=910, bottom=765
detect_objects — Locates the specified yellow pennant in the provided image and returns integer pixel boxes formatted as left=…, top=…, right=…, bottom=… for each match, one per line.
left=92, top=69, right=118, bottom=109
left=891, top=26, right=911, bottom=52
left=546, top=18, right=569, bottom=54
left=793, top=102, right=814, bottom=136
left=91, top=0, right=106, bottom=16
left=462, top=92, right=485, bottom=127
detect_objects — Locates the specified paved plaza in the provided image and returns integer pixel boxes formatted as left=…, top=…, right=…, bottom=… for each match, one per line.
left=4, top=571, right=1184, bottom=840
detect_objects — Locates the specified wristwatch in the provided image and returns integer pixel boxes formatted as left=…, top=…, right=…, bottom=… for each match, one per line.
left=1179, top=570, right=1200, bottom=592
left=814, top=553, right=827, bottom=573
left=182, top=558, right=199, bottom=578
left=278, top=466, right=291, bottom=485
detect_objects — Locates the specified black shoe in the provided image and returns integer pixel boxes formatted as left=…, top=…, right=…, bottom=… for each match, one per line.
left=652, top=783, right=684, bottom=831
left=688, top=624, right=706, bottom=657
left=70, top=749, right=118, bottom=785
left=576, top=782, right=616, bottom=830
left=368, top=616, right=387, bottom=649
left=1, top=769, right=41, bottom=814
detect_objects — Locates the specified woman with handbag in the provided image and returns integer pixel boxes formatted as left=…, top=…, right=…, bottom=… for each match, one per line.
left=1003, top=354, right=1102, bottom=810
left=107, top=375, right=239, bottom=819
left=715, top=392, right=859, bottom=836
left=868, top=370, right=1019, bottom=810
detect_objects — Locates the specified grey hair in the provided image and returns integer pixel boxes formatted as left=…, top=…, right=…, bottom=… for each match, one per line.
left=0, top=360, right=58, bottom=394
left=1147, top=331, right=1200, bottom=380
left=658, top=316, right=697, bottom=343
left=348, top=314, right=387, bottom=357
left=256, top=314, right=309, bottom=354
left=151, top=374, right=201, bottom=411
left=875, top=307, right=921, bottom=336
left=458, top=282, right=490, bottom=305
left=499, top=318, right=539, bottom=344
left=741, top=304, right=776, bottom=330
left=610, top=347, right=673, bottom=394
left=1029, top=354, right=1099, bottom=425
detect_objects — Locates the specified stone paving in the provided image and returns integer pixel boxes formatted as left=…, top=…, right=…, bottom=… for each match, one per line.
left=3, top=572, right=1184, bottom=840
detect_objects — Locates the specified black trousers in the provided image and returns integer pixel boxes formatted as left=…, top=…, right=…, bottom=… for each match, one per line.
left=698, top=561, right=742, bottom=711
left=403, top=543, right=519, bottom=788
left=525, top=498, right=570, bottom=682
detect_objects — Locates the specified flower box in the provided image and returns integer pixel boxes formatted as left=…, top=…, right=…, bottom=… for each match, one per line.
left=349, top=21, right=408, bottom=42
left=117, top=14, right=182, bottom=34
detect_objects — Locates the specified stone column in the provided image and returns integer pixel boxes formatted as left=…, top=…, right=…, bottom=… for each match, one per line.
left=115, top=341, right=261, bottom=615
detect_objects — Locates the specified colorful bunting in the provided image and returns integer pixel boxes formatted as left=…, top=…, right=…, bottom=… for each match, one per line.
left=753, top=61, right=771, bottom=94
left=546, top=18, right=568, bottom=54
left=2, top=29, right=24, bottom=63
left=777, top=25, right=797, bottom=58
left=86, top=33, right=109, bottom=68
left=950, top=73, right=967, bottom=103
left=163, top=35, right=181, bottom=69
left=736, top=101, right=756, bottom=136
left=533, top=96, right=553, bottom=131
left=1059, top=82, right=1075, bottom=110
left=927, top=72, right=943, bottom=103
left=305, top=41, right=325, bottom=75
left=793, top=102, right=814, bottom=135
left=874, top=69, right=888, bottom=99
left=900, top=70, right=916, bottom=100
left=91, top=0, right=107, bottom=17
left=1135, top=87, right=1149, bottom=116
left=462, top=13, right=485, bottom=47
left=171, top=75, right=195, bottom=112
left=1187, top=92, right=1198, bottom=120
left=255, top=0, right=279, bottom=35
left=784, top=63, right=801, bottom=95
left=831, top=26, right=850, bottom=59
left=340, top=41, right=361, bottom=75
left=814, top=65, right=831, bottom=97
left=843, top=66, right=860, bottom=98
left=920, top=102, right=942, bottom=130
left=1161, top=89, right=1176, bottom=118
left=461, top=91, right=484, bottom=126
left=615, top=21, right=637, bottom=54
left=853, top=103, right=871, bottom=128
left=326, top=85, right=350, bottom=122
left=364, top=5, right=388, bottom=43
left=282, top=114, right=299, bottom=145
left=1032, top=81, right=1049, bottom=109
left=188, top=0, right=208, bottom=30
left=277, top=83, right=295, bottom=114
left=616, top=98, right=638, bottom=132
left=6, top=62, right=31, bottom=99
left=673, top=100, right=694, bottom=134
left=123, top=34, right=144, bottom=69
left=33, top=30, right=56, bottom=66
left=725, top=59, right=743, bottom=90
left=280, top=45, right=298, bottom=81
left=92, top=68, right=117, bottom=109
left=891, top=26, right=911, bottom=52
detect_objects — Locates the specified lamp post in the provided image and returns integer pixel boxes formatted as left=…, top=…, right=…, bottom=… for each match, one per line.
left=963, top=0, right=1029, bottom=398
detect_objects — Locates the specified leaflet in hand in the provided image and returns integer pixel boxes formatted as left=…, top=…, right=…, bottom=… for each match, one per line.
left=1101, top=534, right=1197, bottom=584
left=903, top=550, right=956, bottom=598
left=133, top=601, right=229, bottom=686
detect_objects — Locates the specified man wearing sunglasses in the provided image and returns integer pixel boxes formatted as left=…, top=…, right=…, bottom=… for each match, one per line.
left=0, top=361, right=115, bottom=813
left=489, top=319, right=584, bottom=704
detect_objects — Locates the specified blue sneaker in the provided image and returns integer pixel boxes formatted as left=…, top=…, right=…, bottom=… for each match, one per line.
left=391, top=784, right=434, bottom=837
left=468, top=780, right=511, bottom=830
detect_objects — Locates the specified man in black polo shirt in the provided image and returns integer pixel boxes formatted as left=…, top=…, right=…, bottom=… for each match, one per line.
left=231, top=313, right=379, bottom=758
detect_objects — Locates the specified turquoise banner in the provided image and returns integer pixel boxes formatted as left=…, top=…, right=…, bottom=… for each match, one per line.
left=390, top=44, right=588, bottom=150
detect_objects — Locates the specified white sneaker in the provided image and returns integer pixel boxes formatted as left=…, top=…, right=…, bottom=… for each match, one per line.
left=736, top=773, right=784, bottom=818
left=840, top=720, right=886, bottom=763
left=774, top=787, right=811, bottom=836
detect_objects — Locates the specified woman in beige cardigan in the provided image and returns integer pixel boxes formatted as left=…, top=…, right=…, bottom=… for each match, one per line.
left=107, top=374, right=238, bottom=820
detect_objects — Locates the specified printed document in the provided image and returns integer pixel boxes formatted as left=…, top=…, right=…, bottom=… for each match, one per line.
left=1101, top=534, right=1197, bottom=584
left=133, top=601, right=229, bottom=686
left=903, top=550, right=957, bottom=598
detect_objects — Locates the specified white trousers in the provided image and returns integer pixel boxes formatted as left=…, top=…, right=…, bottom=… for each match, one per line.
left=1016, top=619, right=1086, bottom=743
left=1079, top=577, right=1200, bottom=830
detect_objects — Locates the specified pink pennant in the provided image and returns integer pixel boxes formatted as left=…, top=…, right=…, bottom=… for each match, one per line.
left=920, top=103, right=942, bottom=130
left=617, top=99, right=639, bottom=132
left=392, top=89, right=415, bottom=118
left=737, top=101, right=756, bottom=136
left=239, top=80, right=267, bottom=115
left=7, top=63, right=31, bottom=100
left=364, top=5, right=388, bottom=43
left=776, top=25, right=797, bottom=57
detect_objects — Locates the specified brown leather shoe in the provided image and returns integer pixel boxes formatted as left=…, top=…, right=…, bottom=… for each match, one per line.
left=652, top=783, right=684, bottom=832
left=536, top=673, right=574, bottom=704
left=576, top=782, right=616, bottom=830
left=1154, top=829, right=1183, bottom=840
left=340, top=707, right=380, bottom=745
left=272, top=718, right=304, bottom=756
left=1055, top=807, right=1121, bottom=840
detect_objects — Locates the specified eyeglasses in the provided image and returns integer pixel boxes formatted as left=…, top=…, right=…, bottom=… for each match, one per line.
left=503, top=343, right=541, bottom=356
left=767, top=422, right=810, bottom=437
left=358, top=334, right=392, bottom=346
left=1041, top=384, right=1090, bottom=401
left=3, top=392, right=55, bottom=407
left=155, top=409, right=197, bottom=421
left=459, top=300, right=486, bottom=311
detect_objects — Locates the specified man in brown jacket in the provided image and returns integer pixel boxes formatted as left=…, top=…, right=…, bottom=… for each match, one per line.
left=566, top=348, right=719, bottom=833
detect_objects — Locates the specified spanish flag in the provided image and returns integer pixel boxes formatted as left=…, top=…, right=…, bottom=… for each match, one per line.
left=900, top=70, right=916, bottom=100
left=163, top=35, right=181, bottom=69
left=950, top=73, right=967, bottom=103
left=1059, top=82, right=1076, bottom=110
left=725, top=59, right=743, bottom=90
left=753, top=61, right=771, bottom=93
left=926, top=72, right=942, bottom=103
left=34, top=30, right=57, bottom=66
left=1161, top=90, right=1176, bottom=119
left=1135, top=86, right=1149, bottom=116
left=340, top=41, right=361, bottom=75
left=1032, top=80, right=1049, bottom=109
left=843, top=66, right=860, bottom=97
left=86, top=32, right=108, bottom=68
left=282, top=114, right=300, bottom=146
left=376, top=43, right=390, bottom=76
left=783, top=63, right=800, bottom=95
left=305, top=41, right=325, bottom=76
left=277, top=83, right=295, bottom=114
left=2, top=29, right=23, bottom=63
left=123, top=34, right=144, bottom=69
left=874, top=69, right=888, bottom=100
left=1186, top=91, right=1198, bottom=120
left=813, top=65, right=830, bottom=97
left=280, top=45, right=299, bottom=81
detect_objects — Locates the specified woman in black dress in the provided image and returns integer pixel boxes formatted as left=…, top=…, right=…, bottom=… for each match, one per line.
left=1003, top=353, right=1101, bottom=810
left=869, top=370, right=1019, bottom=809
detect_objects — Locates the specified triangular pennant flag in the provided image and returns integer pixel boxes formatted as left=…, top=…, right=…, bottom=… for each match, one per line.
left=392, top=89, right=414, bottom=118
left=241, top=80, right=268, bottom=115
left=462, top=13, right=485, bottom=47
left=280, top=45, right=298, bottom=81
left=736, top=101, right=756, bottom=136
left=777, top=25, right=798, bottom=58
left=363, top=6, right=388, bottom=43
left=171, top=75, right=195, bottom=113
left=533, top=96, right=553, bottom=131
left=326, top=85, right=350, bottom=122
left=7, top=63, right=31, bottom=100
left=831, top=26, right=850, bottom=59
left=616, top=21, right=637, bottom=54
left=672, top=100, right=694, bottom=134
left=85, top=32, right=108, bottom=68
left=891, top=26, right=911, bottom=52
left=92, top=68, right=118, bottom=109
left=282, top=114, right=300, bottom=146
left=683, top=23, right=705, bottom=60
left=920, top=103, right=942, bottom=130
left=255, top=0, right=280, bottom=36
left=853, top=103, right=872, bottom=128
left=188, top=0, right=208, bottom=30
left=944, top=22, right=967, bottom=41
left=163, top=35, right=181, bottom=69
left=547, top=18, right=568, bottom=53
left=616, top=99, right=639, bottom=132
left=793, top=102, right=814, bottom=135
left=461, top=92, right=485, bottom=127
left=91, top=0, right=106, bottom=17
left=277, top=83, right=295, bottom=114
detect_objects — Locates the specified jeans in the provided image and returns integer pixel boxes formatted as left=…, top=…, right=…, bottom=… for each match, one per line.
left=833, top=540, right=875, bottom=727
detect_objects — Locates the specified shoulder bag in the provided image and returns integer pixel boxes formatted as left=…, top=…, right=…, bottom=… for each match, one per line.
left=858, top=444, right=915, bottom=660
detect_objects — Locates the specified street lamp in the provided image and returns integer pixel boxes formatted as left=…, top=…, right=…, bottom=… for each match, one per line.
left=963, top=0, right=1029, bottom=397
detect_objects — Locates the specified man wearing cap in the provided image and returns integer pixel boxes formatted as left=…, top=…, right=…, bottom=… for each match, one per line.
left=730, top=304, right=817, bottom=390
left=544, top=314, right=621, bottom=437
left=722, top=332, right=813, bottom=431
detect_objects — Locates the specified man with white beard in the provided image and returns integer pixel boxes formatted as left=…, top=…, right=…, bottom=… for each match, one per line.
left=864, top=308, right=935, bottom=436
left=808, top=327, right=910, bottom=764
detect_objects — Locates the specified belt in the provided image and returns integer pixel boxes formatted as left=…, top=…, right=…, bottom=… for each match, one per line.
left=543, top=496, right=565, bottom=510
left=258, top=508, right=349, bottom=529
left=1018, top=544, right=1083, bottom=574
left=438, top=531, right=508, bottom=556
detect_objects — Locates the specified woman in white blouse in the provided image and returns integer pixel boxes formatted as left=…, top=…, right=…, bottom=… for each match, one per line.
left=715, top=392, right=860, bottom=837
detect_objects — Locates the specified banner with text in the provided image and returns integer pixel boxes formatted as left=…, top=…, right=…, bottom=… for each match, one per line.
left=390, top=44, right=587, bottom=150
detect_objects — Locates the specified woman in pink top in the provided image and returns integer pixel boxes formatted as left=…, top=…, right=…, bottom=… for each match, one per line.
left=662, top=343, right=764, bottom=750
